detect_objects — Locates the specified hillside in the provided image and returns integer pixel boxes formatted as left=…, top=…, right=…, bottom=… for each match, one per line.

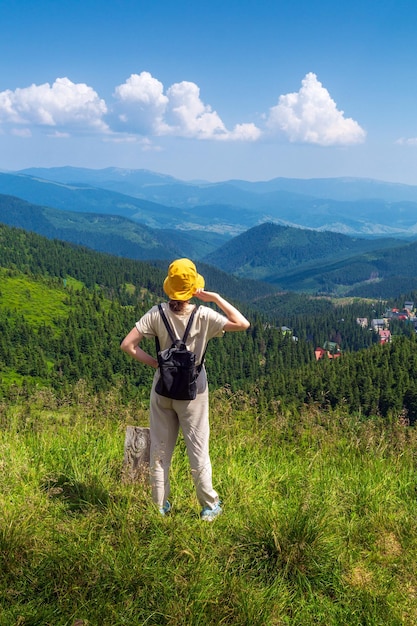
left=0, top=172, right=249, bottom=237
left=3, top=189, right=417, bottom=298
left=0, top=171, right=177, bottom=224
left=2, top=222, right=417, bottom=626
left=0, top=224, right=274, bottom=397
left=276, top=241, right=417, bottom=297
left=0, top=222, right=273, bottom=303
left=3, top=394, right=417, bottom=625
left=3, top=190, right=417, bottom=298
left=0, top=194, right=229, bottom=260
left=203, top=222, right=417, bottom=296
left=2, top=221, right=417, bottom=424
left=203, top=222, right=398, bottom=276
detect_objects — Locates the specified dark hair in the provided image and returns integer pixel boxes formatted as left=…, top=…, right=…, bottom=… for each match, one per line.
left=169, top=299, right=189, bottom=313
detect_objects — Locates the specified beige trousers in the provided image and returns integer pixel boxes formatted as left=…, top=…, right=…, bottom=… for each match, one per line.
left=149, top=372, right=219, bottom=510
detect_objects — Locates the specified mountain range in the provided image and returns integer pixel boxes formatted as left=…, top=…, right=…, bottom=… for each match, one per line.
left=1, top=166, right=417, bottom=297
left=1, top=166, right=417, bottom=237
left=0, top=194, right=227, bottom=261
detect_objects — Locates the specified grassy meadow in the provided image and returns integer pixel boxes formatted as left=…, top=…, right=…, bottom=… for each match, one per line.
left=1, top=385, right=417, bottom=625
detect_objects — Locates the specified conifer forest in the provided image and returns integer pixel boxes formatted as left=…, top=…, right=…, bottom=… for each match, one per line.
left=2, top=222, right=417, bottom=423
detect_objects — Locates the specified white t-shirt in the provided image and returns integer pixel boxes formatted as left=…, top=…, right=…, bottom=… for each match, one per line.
left=135, top=303, right=227, bottom=366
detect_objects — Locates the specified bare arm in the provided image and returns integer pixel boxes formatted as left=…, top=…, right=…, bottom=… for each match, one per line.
left=120, top=327, right=158, bottom=368
left=194, top=289, right=250, bottom=332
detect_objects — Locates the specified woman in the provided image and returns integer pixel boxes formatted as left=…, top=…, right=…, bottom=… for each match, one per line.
left=120, top=258, right=250, bottom=521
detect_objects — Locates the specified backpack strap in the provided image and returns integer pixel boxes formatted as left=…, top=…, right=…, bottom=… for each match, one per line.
left=182, top=306, right=197, bottom=343
left=155, top=304, right=198, bottom=353
left=157, top=303, right=177, bottom=343
left=182, top=307, right=208, bottom=371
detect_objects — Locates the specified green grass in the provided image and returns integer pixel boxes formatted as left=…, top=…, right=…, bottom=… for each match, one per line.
left=1, top=386, right=417, bottom=625
left=0, top=269, right=73, bottom=328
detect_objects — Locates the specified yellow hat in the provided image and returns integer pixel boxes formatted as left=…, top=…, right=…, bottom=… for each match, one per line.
left=163, top=258, right=205, bottom=301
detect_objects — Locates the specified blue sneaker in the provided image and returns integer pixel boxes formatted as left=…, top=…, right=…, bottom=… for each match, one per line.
left=159, top=501, right=171, bottom=516
left=200, top=502, right=222, bottom=522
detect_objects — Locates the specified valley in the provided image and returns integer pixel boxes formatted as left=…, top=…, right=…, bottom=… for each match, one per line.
left=1, top=166, right=417, bottom=297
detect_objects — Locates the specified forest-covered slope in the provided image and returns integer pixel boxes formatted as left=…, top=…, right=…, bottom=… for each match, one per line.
left=3, top=192, right=417, bottom=298
left=1, top=222, right=417, bottom=422
left=0, top=222, right=273, bottom=302
left=203, top=222, right=399, bottom=276
left=0, top=193, right=229, bottom=260
left=203, top=222, right=417, bottom=297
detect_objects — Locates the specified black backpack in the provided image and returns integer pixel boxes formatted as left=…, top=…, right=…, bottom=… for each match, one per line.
left=155, top=304, right=206, bottom=401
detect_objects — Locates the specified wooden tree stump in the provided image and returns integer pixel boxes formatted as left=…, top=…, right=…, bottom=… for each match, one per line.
left=122, top=426, right=151, bottom=483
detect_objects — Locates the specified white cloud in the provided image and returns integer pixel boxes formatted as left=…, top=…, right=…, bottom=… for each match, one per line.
left=112, top=72, right=169, bottom=134
left=219, top=122, right=262, bottom=141
left=0, top=78, right=108, bottom=132
left=266, top=72, right=366, bottom=146
left=0, top=71, right=363, bottom=147
left=112, top=73, right=261, bottom=141
left=165, top=81, right=226, bottom=138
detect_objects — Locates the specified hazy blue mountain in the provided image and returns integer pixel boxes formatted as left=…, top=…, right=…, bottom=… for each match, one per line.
left=0, top=172, right=178, bottom=224
left=0, top=172, right=252, bottom=236
left=20, top=166, right=417, bottom=203
left=227, top=176, right=417, bottom=203
left=0, top=194, right=228, bottom=260
left=13, top=167, right=417, bottom=237
left=19, top=167, right=266, bottom=210
left=19, top=166, right=180, bottom=194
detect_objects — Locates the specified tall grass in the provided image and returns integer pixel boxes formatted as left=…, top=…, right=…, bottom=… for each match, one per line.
left=1, top=385, right=417, bottom=625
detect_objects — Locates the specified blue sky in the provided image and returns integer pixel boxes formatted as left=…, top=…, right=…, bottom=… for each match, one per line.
left=1, top=0, right=417, bottom=184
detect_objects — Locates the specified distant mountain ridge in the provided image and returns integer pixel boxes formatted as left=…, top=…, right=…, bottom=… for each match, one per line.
left=228, top=176, right=417, bottom=203
left=19, top=166, right=417, bottom=203
left=8, top=166, right=417, bottom=238
left=2, top=190, right=417, bottom=297
left=2, top=166, right=417, bottom=298
left=0, top=194, right=227, bottom=260
left=0, top=171, right=255, bottom=237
